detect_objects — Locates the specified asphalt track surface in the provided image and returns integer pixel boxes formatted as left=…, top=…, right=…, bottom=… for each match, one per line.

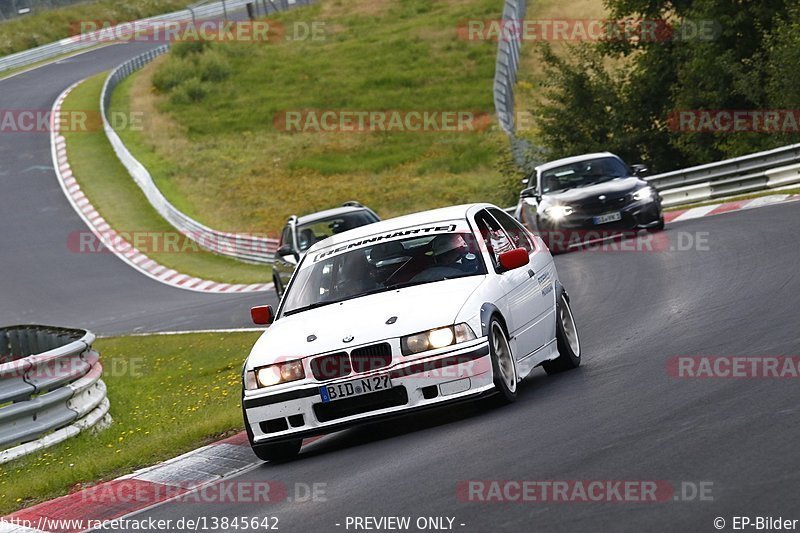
left=126, top=201, right=800, bottom=532
left=0, top=41, right=276, bottom=335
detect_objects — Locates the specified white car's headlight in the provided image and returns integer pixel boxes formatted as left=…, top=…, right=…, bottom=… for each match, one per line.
left=401, top=323, right=476, bottom=355
left=633, top=187, right=655, bottom=201
left=244, top=360, right=305, bottom=390
left=543, top=205, right=574, bottom=220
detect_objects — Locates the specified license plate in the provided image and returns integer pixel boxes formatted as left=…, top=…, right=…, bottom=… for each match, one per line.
left=319, top=374, right=392, bottom=403
left=593, top=212, right=622, bottom=225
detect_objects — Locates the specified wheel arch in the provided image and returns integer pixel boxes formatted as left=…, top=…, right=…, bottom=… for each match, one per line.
left=555, top=280, right=568, bottom=302
left=479, top=303, right=509, bottom=337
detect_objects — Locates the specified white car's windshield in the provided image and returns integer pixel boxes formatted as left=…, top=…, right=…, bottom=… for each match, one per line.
left=282, top=232, right=486, bottom=316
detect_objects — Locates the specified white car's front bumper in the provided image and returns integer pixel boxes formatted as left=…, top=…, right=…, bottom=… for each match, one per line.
left=243, top=339, right=494, bottom=445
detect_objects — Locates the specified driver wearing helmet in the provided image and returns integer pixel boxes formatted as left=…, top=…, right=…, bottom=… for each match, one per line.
left=431, top=233, right=479, bottom=273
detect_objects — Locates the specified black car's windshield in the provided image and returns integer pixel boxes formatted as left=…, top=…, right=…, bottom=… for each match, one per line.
left=296, top=211, right=378, bottom=252
left=282, top=232, right=486, bottom=316
left=540, top=157, right=629, bottom=193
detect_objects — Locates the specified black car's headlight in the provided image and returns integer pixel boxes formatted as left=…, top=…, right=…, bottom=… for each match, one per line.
left=401, top=323, right=477, bottom=355
left=543, top=205, right=574, bottom=220
left=244, top=360, right=305, bottom=390
left=632, top=187, right=655, bottom=201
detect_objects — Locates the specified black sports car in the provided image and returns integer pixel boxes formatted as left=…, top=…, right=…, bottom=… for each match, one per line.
left=513, top=152, right=664, bottom=252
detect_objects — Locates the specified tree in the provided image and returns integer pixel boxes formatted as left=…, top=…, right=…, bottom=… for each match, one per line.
left=531, top=0, right=798, bottom=171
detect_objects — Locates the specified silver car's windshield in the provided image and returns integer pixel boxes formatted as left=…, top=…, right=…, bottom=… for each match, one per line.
left=540, top=156, right=629, bottom=193
left=282, top=232, right=486, bottom=316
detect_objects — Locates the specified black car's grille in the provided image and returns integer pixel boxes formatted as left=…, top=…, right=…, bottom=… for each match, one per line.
left=310, top=352, right=351, bottom=380
left=576, top=195, right=629, bottom=215
left=313, top=386, right=408, bottom=422
left=350, top=343, right=393, bottom=373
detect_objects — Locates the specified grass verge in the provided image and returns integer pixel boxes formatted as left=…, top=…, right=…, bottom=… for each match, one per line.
left=0, top=331, right=260, bottom=516
left=62, top=72, right=271, bottom=284
left=0, top=0, right=193, bottom=57
left=122, top=0, right=522, bottom=234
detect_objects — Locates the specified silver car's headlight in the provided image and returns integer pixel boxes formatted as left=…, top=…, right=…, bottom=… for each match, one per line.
left=244, top=360, right=305, bottom=390
left=633, top=187, right=655, bottom=201
left=401, top=323, right=476, bottom=355
left=543, top=205, right=574, bottom=219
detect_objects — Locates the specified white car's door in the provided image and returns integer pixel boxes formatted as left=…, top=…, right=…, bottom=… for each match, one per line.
left=486, top=208, right=555, bottom=357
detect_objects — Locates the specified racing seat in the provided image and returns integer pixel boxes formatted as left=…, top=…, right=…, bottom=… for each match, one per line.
left=337, top=252, right=376, bottom=297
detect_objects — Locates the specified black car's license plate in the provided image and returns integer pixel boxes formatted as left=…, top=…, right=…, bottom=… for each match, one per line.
left=593, top=211, right=622, bottom=225
left=319, top=374, right=392, bottom=403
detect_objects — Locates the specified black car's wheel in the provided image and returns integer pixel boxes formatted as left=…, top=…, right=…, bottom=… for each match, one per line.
left=651, top=214, right=665, bottom=231
left=251, top=439, right=302, bottom=462
left=488, top=318, right=518, bottom=404
left=543, top=291, right=581, bottom=375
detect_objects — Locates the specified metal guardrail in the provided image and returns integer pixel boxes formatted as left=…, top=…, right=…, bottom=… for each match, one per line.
left=646, top=143, right=800, bottom=207
left=0, top=325, right=109, bottom=464
left=0, top=0, right=268, bottom=74
left=492, top=1, right=542, bottom=172
left=493, top=0, right=526, bottom=136
left=98, top=2, right=316, bottom=264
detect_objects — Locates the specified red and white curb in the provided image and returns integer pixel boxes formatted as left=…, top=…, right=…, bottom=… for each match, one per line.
left=1, top=432, right=324, bottom=533
left=50, top=82, right=272, bottom=294
left=664, top=193, right=800, bottom=225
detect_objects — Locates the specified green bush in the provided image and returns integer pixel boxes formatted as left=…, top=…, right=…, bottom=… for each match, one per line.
left=171, top=40, right=210, bottom=58
left=170, top=77, right=208, bottom=104
left=198, top=49, right=231, bottom=83
left=151, top=56, right=196, bottom=92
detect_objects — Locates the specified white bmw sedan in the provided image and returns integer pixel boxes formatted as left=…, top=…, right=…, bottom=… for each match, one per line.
left=242, top=203, right=581, bottom=461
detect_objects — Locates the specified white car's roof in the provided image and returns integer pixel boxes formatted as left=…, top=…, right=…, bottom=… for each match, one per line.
left=305, top=203, right=490, bottom=254
left=536, top=152, right=618, bottom=173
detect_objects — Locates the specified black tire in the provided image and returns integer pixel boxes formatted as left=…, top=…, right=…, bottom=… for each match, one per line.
left=243, top=404, right=301, bottom=462
left=488, top=318, right=517, bottom=404
left=650, top=214, right=665, bottom=232
left=251, top=439, right=302, bottom=462
left=542, top=291, right=581, bottom=375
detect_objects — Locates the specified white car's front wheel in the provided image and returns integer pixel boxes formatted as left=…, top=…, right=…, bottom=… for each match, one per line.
left=489, top=318, right=517, bottom=404
left=252, top=438, right=302, bottom=462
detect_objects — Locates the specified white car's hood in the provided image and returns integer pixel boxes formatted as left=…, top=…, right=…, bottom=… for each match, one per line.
left=247, top=276, right=485, bottom=368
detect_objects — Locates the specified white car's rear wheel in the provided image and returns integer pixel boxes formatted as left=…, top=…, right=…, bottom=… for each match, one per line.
left=543, top=291, right=581, bottom=374
left=489, top=318, right=517, bottom=404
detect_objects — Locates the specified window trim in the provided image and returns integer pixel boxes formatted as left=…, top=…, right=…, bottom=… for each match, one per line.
left=487, top=207, right=535, bottom=254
